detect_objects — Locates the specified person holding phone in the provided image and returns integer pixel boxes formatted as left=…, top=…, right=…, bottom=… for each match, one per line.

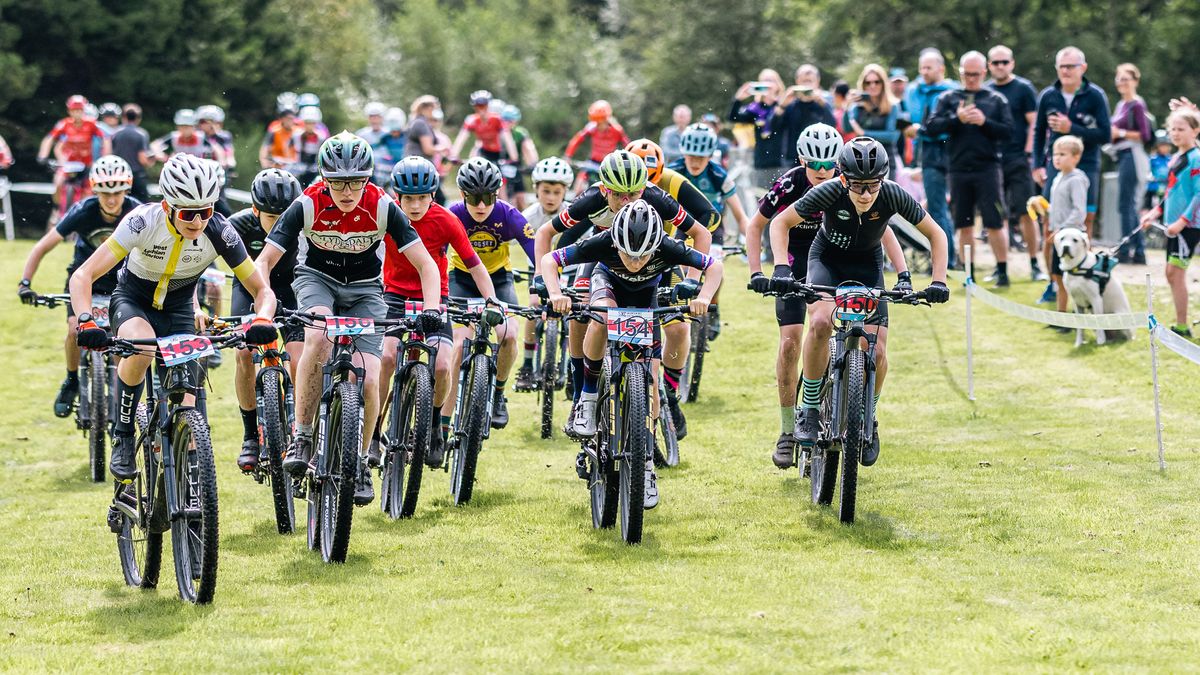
left=778, top=64, right=837, bottom=167
left=729, top=69, right=789, bottom=189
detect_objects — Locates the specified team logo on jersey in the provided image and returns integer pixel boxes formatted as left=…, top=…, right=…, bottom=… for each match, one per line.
left=828, top=231, right=851, bottom=248
left=469, top=231, right=500, bottom=253
left=868, top=211, right=880, bottom=220
left=127, top=213, right=148, bottom=234
left=221, top=223, right=239, bottom=247
left=837, top=209, right=850, bottom=220
left=85, top=227, right=115, bottom=249
left=523, top=222, right=535, bottom=239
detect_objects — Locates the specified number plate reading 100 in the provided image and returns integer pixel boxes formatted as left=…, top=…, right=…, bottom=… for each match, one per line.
left=91, top=296, right=111, bottom=328
left=157, top=335, right=215, bottom=366
left=324, top=316, right=375, bottom=336
left=833, top=286, right=879, bottom=322
left=606, top=308, right=654, bottom=346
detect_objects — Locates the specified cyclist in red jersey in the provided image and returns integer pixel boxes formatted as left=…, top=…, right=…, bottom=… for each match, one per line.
left=449, top=90, right=518, bottom=166
left=37, top=96, right=110, bottom=215
left=373, top=156, right=499, bottom=468
left=564, top=100, right=630, bottom=163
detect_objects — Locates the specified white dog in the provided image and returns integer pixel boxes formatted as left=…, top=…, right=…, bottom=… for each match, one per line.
left=1053, top=227, right=1134, bottom=347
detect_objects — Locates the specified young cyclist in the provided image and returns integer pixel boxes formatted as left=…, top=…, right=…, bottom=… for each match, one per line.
left=196, top=105, right=236, bottom=174
left=449, top=90, right=518, bottom=168
left=541, top=200, right=724, bottom=509
left=769, top=138, right=950, bottom=467
left=18, top=156, right=140, bottom=417
left=37, top=96, right=110, bottom=221
left=258, top=98, right=300, bottom=170
left=293, top=106, right=329, bottom=186
left=444, top=158, right=537, bottom=431
left=377, top=156, right=498, bottom=469
left=501, top=104, right=539, bottom=211
left=514, top=157, right=574, bottom=391
left=229, top=168, right=306, bottom=472
left=69, top=154, right=280, bottom=480
left=565, top=100, right=630, bottom=164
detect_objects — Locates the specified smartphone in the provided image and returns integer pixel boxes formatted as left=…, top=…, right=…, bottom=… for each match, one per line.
left=749, top=82, right=772, bottom=94
left=797, top=87, right=815, bottom=97
left=964, top=93, right=976, bottom=106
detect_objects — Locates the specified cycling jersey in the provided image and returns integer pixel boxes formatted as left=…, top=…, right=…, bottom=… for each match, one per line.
left=551, top=230, right=713, bottom=292
left=261, top=120, right=298, bottom=164
left=229, top=208, right=297, bottom=294
left=1165, top=147, right=1200, bottom=226
left=521, top=201, right=568, bottom=231
left=209, top=129, right=235, bottom=157
left=385, top=202, right=481, bottom=297
left=153, top=131, right=218, bottom=159
left=760, top=166, right=827, bottom=257
left=448, top=200, right=535, bottom=274
left=57, top=195, right=141, bottom=295
left=564, top=122, right=630, bottom=163
left=49, top=118, right=106, bottom=165
left=792, top=180, right=926, bottom=253
left=553, top=183, right=695, bottom=249
left=463, top=113, right=506, bottom=154
left=667, top=159, right=736, bottom=212
left=267, top=181, right=421, bottom=284
left=656, top=167, right=720, bottom=233
left=294, top=128, right=328, bottom=168
left=105, top=203, right=254, bottom=309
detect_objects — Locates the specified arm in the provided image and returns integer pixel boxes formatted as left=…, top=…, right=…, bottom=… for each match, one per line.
left=533, top=221, right=559, bottom=275
left=420, top=133, right=437, bottom=156
left=521, top=137, right=538, bottom=167
left=1062, top=178, right=1089, bottom=232
left=912, top=213, right=948, bottom=284
left=501, top=128, right=519, bottom=163
left=258, top=133, right=274, bottom=169
left=564, top=126, right=591, bottom=160
left=682, top=224, right=711, bottom=280
left=981, top=97, right=1014, bottom=140
left=1023, top=110, right=1036, bottom=154
left=231, top=262, right=277, bottom=320
left=848, top=104, right=867, bottom=135
left=726, top=195, right=749, bottom=238
left=745, top=211, right=769, bottom=275
left=404, top=243, right=442, bottom=309
left=1031, top=102, right=1049, bottom=169
left=37, top=132, right=54, bottom=162
left=69, top=241, right=126, bottom=318
left=922, top=94, right=958, bottom=136
left=260, top=200, right=304, bottom=276
left=1070, top=93, right=1111, bottom=146
left=768, top=208, right=802, bottom=268
left=449, top=128, right=470, bottom=161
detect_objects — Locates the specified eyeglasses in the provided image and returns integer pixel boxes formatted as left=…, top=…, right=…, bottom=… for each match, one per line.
left=960, top=70, right=986, bottom=77
left=326, top=178, right=368, bottom=192
left=989, top=59, right=1011, bottom=66
left=863, top=79, right=883, bottom=86
left=1057, top=63, right=1083, bottom=70
left=805, top=160, right=836, bottom=171
left=173, top=205, right=214, bottom=221
left=846, top=180, right=883, bottom=195
left=464, top=192, right=497, bottom=206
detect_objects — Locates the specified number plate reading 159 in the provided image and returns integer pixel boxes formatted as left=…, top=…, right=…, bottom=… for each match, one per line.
left=606, top=308, right=654, bottom=346
left=324, top=316, right=375, bottom=336
left=157, top=335, right=215, bottom=366
left=833, top=286, right=879, bottom=322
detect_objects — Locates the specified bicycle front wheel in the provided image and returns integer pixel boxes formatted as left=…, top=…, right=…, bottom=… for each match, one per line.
left=383, top=364, right=432, bottom=519
left=618, top=365, right=649, bottom=545
left=170, top=409, right=219, bottom=604
left=320, top=380, right=361, bottom=563
left=87, top=351, right=107, bottom=482
left=539, top=320, right=558, bottom=439
left=260, top=369, right=294, bottom=534
left=839, top=349, right=866, bottom=524
left=451, top=354, right=490, bottom=505
left=680, top=319, right=707, bottom=404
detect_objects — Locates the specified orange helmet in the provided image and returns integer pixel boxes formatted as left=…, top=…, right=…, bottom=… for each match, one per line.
left=625, top=138, right=664, bottom=183
left=588, top=99, right=613, bottom=123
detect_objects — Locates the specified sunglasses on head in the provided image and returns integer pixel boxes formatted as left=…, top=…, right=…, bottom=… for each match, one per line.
left=464, top=192, right=497, bottom=206
left=846, top=180, right=883, bottom=195
left=990, top=59, right=1011, bottom=66
left=806, top=160, right=836, bottom=171
left=326, top=178, right=368, bottom=192
left=174, top=205, right=214, bottom=221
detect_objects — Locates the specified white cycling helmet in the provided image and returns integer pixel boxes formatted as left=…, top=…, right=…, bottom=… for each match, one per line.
left=89, top=155, right=133, bottom=193
left=531, top=157, right=573, bottom=186
left=299, top=106, right=323, bottom=123
left=174, top=108, right=197, bottom=126
left=159, top=153, right=221, bottom=208
left=364, top=101, right=387, bottom=117
left=796, top=123, right=843, bottom=163
left=196, top=105, right=225, bottom=123
left=611, top=200, right=664, bottom=258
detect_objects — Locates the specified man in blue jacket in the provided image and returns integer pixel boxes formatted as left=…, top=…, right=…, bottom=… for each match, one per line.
left=905, top=48, right=959, bottom=266
left=1032, top=46, right=1111, bottom=229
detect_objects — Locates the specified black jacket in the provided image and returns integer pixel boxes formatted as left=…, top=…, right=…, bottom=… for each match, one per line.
left=925, top=88, right=1014, bottom=173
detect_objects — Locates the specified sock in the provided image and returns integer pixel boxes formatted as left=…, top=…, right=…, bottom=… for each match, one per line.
left=494, top=379, right=506, bottom=395
left=582, top=357, right=603, bottom=395
left=296, top=422, right=313, bottom=439
left=1030, top=255, right=1040, bottom=269
left=240, top=407, right=258, bottom=441
left=996, top=261, right=1007, bottom=275
left=523, top=342, right=536, bottom=368
left=114, top=378, right=145, bottom=435
left=440, top=415, right=451, bottom=440
left=781, top=406, right=795, bottom=435
left=66, top=369, right=79, bottom=383
left=570, top=357, right=584, bottom=402
left=800, top=376, right=822, bottom=410
left=663, top=366, right=683, bottom=394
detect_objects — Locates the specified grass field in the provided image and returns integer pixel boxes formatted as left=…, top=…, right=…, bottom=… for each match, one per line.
left=2, top=239, right=1200, bottom=671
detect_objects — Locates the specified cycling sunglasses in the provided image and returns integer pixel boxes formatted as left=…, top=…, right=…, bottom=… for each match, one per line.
left=846, top=180, right=883, bottom=195
left=805, top=160, right=836, bottom=171
left=174, top=205, right=215, bottom=221
left=326, top=178, right=368, bottom=192
left=464, top=192, right=498, bottom=206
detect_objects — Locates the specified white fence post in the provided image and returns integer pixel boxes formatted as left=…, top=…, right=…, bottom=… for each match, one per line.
left=1146, top=274, right=1165, bottom=470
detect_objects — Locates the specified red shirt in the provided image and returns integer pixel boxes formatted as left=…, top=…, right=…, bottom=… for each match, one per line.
left=463, top=113, right=505, bottom=153
left=50, top=118, right=105, bottom=164
left=565, top=121, right=629, bottom=162
left=383, top=202, right=481, bottom=297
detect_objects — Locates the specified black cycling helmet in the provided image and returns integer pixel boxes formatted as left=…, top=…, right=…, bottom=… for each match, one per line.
left=837, top=137, right=890, bottom=181
left=610, top=199, right=664, bottom=258
left=392, top=156, right=440, bottom=195
left=251, top=168, right=302, bottom=215
left=318, top=131, right=374, bottom=180
left=455, top=157, right=503, bottom=194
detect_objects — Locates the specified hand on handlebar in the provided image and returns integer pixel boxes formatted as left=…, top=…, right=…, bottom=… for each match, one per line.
left=748, top=272, right=771, bottom=294
left=769, top=264, right=794, bottom=292
left=548, top=293, right=572, bottom=314
left=892, top=271, right=913, bottom=294
left=673, top=278, right=701, bottom=301
left=417, top=309, right=445, bottom=336
left=76, top=320, right=108, bottom=348
left=924, top=281, right=950, bottom=304
left=17, top=283, right=36, bottom=305
left=244, top=317, right=279, bottom=345
left=688, top=297, right=711, bottom=317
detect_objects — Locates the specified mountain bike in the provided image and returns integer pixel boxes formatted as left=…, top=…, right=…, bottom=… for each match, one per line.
left=46, top=159, right=91, bottom=228
left=106, top=331, right=243, bottom=604
left=517, top=269, right=573, bottom=439
left=566, top=302, right=693, bottom=545
left=377, top=306, right=437, bottom=519
left=764, top=279, right=928, bottom=524
left=34, top=293, right=115, bottom=482
left=676, top=244, right=743, bottom=404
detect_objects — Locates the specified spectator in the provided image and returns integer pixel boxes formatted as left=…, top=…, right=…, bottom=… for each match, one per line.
left=1046, top=135, right=1089, bottom=315
left=779, top=64, right=836, bottom=167
left=986, top=44, right=1046, bottom=281
left=926, top=51, right=1014, bottom=284
left=405, top=96, right=441, bottom=160
left=110, top=104, right=152, bottom=202
left=1110, top=63, right=1153, bottom=264
left=357, top=101, right=387, bottom=146
left=831, top=81, right=855, bottom=140
left=1032, top=46, right=1110, bottom=230
left=1146, top=129, right=1172, bottom=208
left=888, top=68, right=909, bottom=103
left=700, top=112, right=733, bottom=166
left=905, top=48, right=959, bottom=265
left=888, top=68, right=914, bottom=165
left=729, top=69, right=787, bottom=188
left=660, top=105, right=692, bottom=164
left=848, top=63, right=902, bottom=176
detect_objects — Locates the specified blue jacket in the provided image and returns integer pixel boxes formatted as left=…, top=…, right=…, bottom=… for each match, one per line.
left=904, top=78, right=959, bottom=141
left=1032, top=77, right=1111, bottom=171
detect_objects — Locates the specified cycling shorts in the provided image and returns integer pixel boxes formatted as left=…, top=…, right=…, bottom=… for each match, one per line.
left=449, top=268, right=518, bottom=328
left=806, top=234, right=889, bottom=328
left=384, top=292, right=453, bottom=346
left=110, top=287, right=196, bottom=337
left=292, top=267, right=387, bottom=357
left=231, top=281, right=304, bottom=344
left=1167, top=228, right=1200, bottom=269
left=776, top=251, right=810, bottom=327
left=589, top=266, right=662, bottom=358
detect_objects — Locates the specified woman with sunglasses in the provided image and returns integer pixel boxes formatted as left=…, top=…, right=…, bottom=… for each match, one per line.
left=848, top=63, right=903, bottom=178
left=768, top=138, right=950, bottom=468
left=68, top=153, right=280, bottom=481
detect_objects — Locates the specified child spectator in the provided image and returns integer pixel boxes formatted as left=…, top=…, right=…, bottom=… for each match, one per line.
left=1037, top=135, right=1088, bottom=315
left=1146, top=130, right=1172, bottom=208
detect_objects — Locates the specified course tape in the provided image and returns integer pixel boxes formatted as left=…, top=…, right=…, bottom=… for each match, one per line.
left=966, top=278, right=1146, bottom=330
left=1149, top=317, right=1200, bottom=366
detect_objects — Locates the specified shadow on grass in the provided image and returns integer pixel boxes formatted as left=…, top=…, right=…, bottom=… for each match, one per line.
left=425, top=488, right=519, bottom=514
left=922, top=311, right=972, bottom=403
left=86, top=584, right=213, bottom=640
left=779, top=477, right=925, bottom=550
left=276, top=547, right=375, bottom=584
left=354, top=502, right=449, bottom=538
left=222, top=518, right=294, bottom=556
left=47, top=464, right=105, bottom=493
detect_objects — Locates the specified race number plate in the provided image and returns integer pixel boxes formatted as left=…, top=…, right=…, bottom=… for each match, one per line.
left=606, top=308, right=654, bottom=346
left=91, top=295, right=111, bottom=329
left=324, top=316, right=375, bottom=336
left=833, top=286, right=879, bottom=322
left=157, top=334, right=215, bottom=366
left=201, top=268, right=227, bottom=285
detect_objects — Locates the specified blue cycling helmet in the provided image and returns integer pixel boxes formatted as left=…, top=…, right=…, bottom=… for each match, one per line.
left=679, top=123, right=717, bottom=157
left=392, top=156, right=441, bottom=195
left=501, top=104, right=521, bottom=123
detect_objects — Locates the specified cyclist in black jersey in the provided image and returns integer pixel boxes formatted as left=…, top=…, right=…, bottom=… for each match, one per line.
left=769, top=138, right=949, bottom=466
left=19, top=156, right=140, bottom=417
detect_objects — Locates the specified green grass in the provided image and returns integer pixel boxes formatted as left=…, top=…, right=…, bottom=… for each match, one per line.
left=3, top=239, right=1200, bottom=671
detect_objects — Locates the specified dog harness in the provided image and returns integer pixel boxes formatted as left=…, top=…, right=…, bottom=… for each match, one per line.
left=1064, top=251, right=1119, bottom=295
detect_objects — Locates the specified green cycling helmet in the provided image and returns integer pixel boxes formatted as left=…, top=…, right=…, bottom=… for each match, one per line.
left=599, top=150, right=648, bottom=193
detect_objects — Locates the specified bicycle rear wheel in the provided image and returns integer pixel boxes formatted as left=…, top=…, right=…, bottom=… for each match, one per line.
left=383, top=364, right=432, bottom=519
left=618, top=365, right=648, bottom=545
left=87, top=351, right=107, bottom=483
left=260, top=369, right=294, bottom=534
left=539, top=320, right=558, bottom=439
left=451, top=354, right=489, bottom=505
left=170, top=409, right=219, bottom=604
left=838, top=349, right=866, bottom=524
left=116, top=404, right=162, bottom=589
left=320, top=381, right=360, bottom=563
left=680, top=319, right=707, bottom=404
left=655, top=380, right=679, bottom=468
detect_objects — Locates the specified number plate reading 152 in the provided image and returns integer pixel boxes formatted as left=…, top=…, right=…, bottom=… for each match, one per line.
left=324, top=316, right=375, bottom=336
left=606, top=308, right=654, bottom=346
left=157, top=335, right=215, bottom=366
left=833, top=286, right=879, bottom=322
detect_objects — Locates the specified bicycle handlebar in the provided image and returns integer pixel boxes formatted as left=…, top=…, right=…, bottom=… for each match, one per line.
left=749, top=278, right=930, bottom=305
